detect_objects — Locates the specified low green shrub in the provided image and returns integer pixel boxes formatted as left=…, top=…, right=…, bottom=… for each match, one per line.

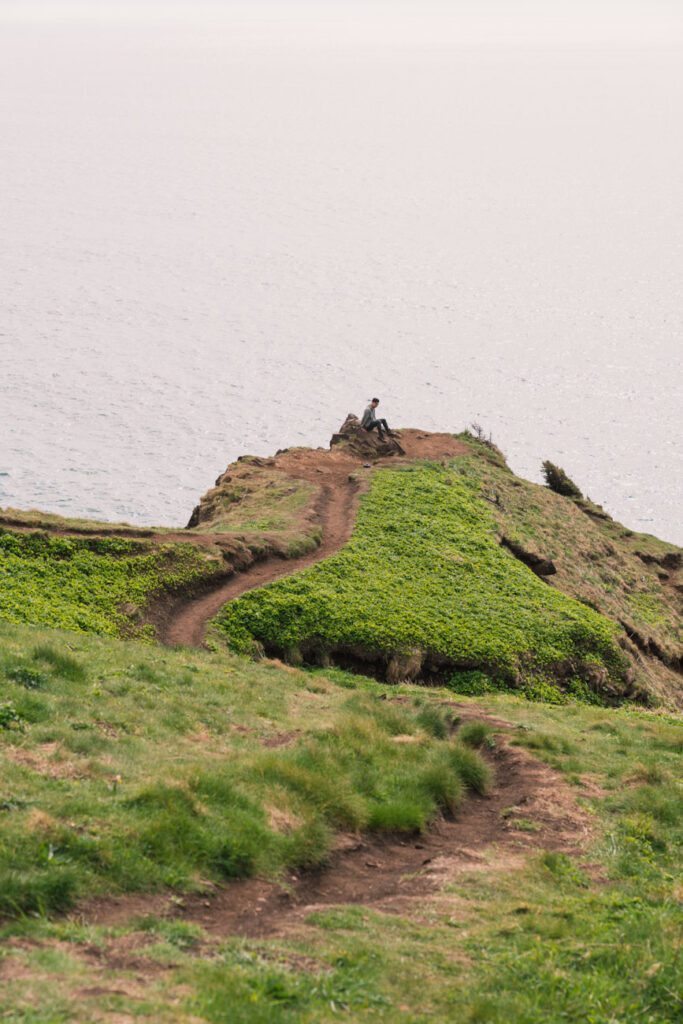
left=541, top=460, right=583, bottom=499
left=217, top=462, right=626, bottom=695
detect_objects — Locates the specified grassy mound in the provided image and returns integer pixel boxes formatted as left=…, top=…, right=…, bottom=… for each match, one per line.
left=216, top=461, right=631, bottom=700
left=0, top=620, right=488, bottom=918
left=0, top=531, right=223, bottom=639
left=187, top=456, right=320, bottom=555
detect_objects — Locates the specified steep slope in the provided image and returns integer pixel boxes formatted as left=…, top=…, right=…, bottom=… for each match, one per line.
left=458, top=435, right=682, bottom=706
left=212, top=432, right=681, bottom=708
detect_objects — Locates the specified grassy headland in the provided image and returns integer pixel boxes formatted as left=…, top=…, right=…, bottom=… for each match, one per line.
left=0, top=427, right=681, bottom=1021
left=207, top=433, right=681, bottom=708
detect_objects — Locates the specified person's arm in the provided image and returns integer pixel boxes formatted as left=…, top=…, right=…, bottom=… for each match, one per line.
left=361, top=407, right=372, bottom=428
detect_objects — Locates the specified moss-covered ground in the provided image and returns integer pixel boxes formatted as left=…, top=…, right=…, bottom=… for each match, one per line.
left=0, top=531, right=225, bottom=639
left=1, top=622, right=681, bottom=1023
left=215, top=459, right=632, bottom=699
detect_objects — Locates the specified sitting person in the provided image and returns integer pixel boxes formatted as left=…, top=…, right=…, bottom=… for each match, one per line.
left=361, top=398, right=396, bottom=440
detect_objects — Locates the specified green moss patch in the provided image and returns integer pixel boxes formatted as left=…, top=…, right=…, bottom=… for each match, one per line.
left=216, top=462, right=628, bottom=698
left=0, top=531, right=222, bottom=639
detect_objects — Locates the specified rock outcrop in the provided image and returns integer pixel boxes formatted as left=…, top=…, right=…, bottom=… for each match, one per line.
left=330, top=413, right=405, bottom=458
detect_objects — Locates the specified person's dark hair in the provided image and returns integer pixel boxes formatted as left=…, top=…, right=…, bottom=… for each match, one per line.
left=372, top=397, right=380, bottom=403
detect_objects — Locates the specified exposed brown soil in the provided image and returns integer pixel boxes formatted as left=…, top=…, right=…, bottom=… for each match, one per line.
left=75, top=710, right=595, bottom=946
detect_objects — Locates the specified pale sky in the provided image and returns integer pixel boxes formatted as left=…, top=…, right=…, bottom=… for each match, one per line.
left=1, top=0, right=682, bottom=46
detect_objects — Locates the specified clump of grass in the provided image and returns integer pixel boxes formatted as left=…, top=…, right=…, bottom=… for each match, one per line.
left=458, top=720, right=495, bottom=749
left=515, top=731, right=576, bottom=755
left=33, top=644, right=87, bottom=682
left=6, top=665, right=49, bottom=689
left=447, top=742, right=492, bottom=795
left=0, top=701, right=25, bottom=731
left=508, top=817, right=542, bottom=832
left=0, top=865, right=79, bottom=917
left=415, top=704, right=458, bottom=739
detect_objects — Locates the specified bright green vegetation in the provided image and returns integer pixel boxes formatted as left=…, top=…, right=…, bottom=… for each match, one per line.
left=0, top=623, right=680, bottom=1023
left=0, top=620, right=489, bottom=920
left=216, top=461, right=630, bottom=699
left=0, top=531, right=223, bottom=639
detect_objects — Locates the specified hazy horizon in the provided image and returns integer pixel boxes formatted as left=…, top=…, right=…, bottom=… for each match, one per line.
left=1, top=2, right=682, bottom=542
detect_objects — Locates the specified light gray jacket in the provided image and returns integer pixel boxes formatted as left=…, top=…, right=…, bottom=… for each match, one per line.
left=361, top=404, right=377, bottom=428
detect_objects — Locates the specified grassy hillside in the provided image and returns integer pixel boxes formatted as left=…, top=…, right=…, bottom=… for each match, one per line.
left=215, top=460, right=635, bottom=702
left=0, top=531, right=224, bottom=640
left=3, top=432, right=679, bottom=707
left=212, top=437, right=681, bottom=707
left=457, top=434, right=682, bottom=704
left=0, top=620, right=680, bottom=1023
left=0, top=620, right=489, bottom=919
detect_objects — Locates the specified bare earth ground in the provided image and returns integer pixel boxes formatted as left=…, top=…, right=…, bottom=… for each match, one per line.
left=71, top=707, right=594, bottom=952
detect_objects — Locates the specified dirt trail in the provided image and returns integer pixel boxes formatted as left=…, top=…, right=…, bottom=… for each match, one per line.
left=161, top=478, right=359, bottom=647
left=76, top=711, right=595, bottom=944
left=160, top=430, right=468, bottom=647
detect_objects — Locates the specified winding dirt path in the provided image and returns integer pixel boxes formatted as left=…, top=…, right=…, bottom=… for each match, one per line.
left=160, top=478, right=361, bottom=647
left=73, top=709, right=596, bottom=946
left=158, top=430, right=469, bottom=648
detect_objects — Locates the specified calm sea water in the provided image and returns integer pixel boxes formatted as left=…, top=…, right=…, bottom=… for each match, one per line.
left=1, top=9, right=682, bottom=542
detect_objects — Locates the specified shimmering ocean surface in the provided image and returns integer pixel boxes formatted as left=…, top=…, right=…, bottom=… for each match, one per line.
left=1, top=10, right=681, bottom=542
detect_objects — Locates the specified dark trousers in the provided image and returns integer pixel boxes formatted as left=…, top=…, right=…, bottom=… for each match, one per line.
left=366, top=419, right=390, bottom=439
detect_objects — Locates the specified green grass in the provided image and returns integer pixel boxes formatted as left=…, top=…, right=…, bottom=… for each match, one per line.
left=456, top=434, right=682, bottom=704
left=216, top=461, right=629, bottom=699
left=0, top=620, right=488, bottom=919
left=0, top=626, right=681, bottom=1022
left=0, top=530, right=223, bottom=639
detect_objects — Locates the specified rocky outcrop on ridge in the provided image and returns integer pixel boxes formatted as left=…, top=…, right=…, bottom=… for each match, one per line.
left=330, top=413, right=405, bottom=458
